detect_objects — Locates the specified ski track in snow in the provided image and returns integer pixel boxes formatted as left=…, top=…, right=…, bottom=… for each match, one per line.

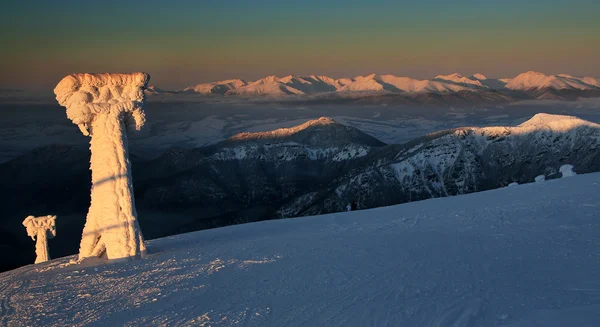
left=2, top=174, right=600, bottom=326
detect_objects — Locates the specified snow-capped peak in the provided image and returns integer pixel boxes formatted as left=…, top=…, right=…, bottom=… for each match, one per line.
left=435, top=73, right=464, bottom=80
left=277, top=75, right=305, bottom=84
left=256, top=75, right=280, bottom=84
left=229, top=117, right=337, bottom=141
left=184, top=79, right=247, bottom=94
left=434, top=73, right=485, bottom=88
left=505, top=71, right=548, bottom=90
left=338, top=75, right=385, bottom=92
left=458, top=113, right=600, bottom=141
left=471, top=73, right=487, bottom=80
left=505, top=71, right=599, bottom=91
left=517, top=113, right=599, bottom=131
left=581, top=77, right=600, bottom=87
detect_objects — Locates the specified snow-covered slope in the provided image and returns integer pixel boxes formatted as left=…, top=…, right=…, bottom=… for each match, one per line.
left=210, top=117, right=384, bottom=161
left=225, top=76, right=306, bottom=96
left=183, top=79, right=247, bottom=95
left=469, top=73, right=509, bottom=90
left=183, top=75, right=351, bottom=96
left=338, top=74, right=477, bottom=93
left=310, top=113, right=600, bottom=215
left=505, top=71, right=600, bottom=91
left=581, top=76, right=600, bottom=87
left=304, top=75, right=352, bottom=91
left=338, top=74, right=387, bottom=92
left=147, top=117, right=384, bottom=170
left=2, top=173, right=600, bottom=326
left=229, top=116, right=339, bottom=141
left=434, top=73, right=486, bottom=88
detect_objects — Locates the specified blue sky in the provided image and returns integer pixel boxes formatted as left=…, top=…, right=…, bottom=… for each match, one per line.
left=1, top=0, right=599, bottom=90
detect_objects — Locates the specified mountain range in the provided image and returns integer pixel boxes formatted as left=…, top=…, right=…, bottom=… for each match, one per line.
left=2, top=113, right=600, bottom=272
left=150, top=71, right=600, bottom=102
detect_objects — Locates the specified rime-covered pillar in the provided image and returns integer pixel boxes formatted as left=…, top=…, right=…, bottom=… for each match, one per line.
left=35, top=229, right=50, bottom=263
left=23, top=215, right=56, bottom=264
left=54, top=73, right=149, bottom=261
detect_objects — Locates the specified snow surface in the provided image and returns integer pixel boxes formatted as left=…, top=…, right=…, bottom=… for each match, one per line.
left=2, top=173, right=600, bottom=326
left=560, top=164, right=576, bottom=177
left=516, top=112, right=599, bottom=132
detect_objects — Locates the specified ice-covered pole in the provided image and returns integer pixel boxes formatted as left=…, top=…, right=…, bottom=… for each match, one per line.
left=54, top=73, right=149, bottom=261
left=23, top=215, right=57, bottom=264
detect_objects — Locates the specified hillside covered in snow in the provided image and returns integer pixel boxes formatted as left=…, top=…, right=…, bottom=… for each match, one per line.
left=2, top=172, right=600, bottom=326
left=2, top=113, right=600, bottom=272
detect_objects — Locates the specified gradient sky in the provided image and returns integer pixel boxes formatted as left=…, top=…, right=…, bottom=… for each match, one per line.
left=1, top=0, right=599, bottom=90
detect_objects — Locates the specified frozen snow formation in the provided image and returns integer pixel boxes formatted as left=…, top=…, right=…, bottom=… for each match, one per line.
left=560, top=164, right=576, bottom=177
left=22, top=215, right=56, bottom=264
left=535, top=175, right=546, bottom=182
left=54, top=73, right=149, bottom=261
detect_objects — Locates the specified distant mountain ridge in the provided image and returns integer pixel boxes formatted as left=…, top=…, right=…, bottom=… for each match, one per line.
left=148, top=71, right=600, bottom=103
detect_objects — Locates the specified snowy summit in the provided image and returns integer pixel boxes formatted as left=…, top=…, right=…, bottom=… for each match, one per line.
left=504, top=71, right=600, bottom=91
left=229, top=117, right=337, bottom=141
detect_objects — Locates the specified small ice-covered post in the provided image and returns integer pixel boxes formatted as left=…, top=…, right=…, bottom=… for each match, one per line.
left=22, top=215, right=57, bottom=264
left=54, top=73, right=149, bottom=261
left=560, top=164, right=577, bottom=178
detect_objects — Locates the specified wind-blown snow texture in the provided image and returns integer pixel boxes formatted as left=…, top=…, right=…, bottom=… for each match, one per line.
left=54, top=73, right=148, bottom=261
left=1, top=173, right=600, bottom=326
